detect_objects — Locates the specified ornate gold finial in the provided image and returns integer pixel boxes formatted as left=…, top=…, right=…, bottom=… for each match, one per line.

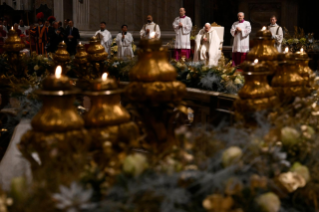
left=53, top=41, right=71, bottom=75
left=87, top=36, right=108, bottom=78
left=211, top=22, right=221, bottom=27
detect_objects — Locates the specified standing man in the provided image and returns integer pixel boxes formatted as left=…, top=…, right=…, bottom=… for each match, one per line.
left=64, top=19, right=70, bottom=30
left=13, top=23, right=22, bottom=36
left=193, top=23, right=221, bottom=67
left=172, top=8, right=193, bottom=60
left=95, top=22, right=112, bottom=55
left=268, top=16, right=283, bottom=52
left=48, top=21, right=65, bottom=53
left=30, top=13, right=48, bottom=55
left=65, top=20, right=80, bottom=56
left=230, top=12, right=251, bottom=67
left=140, top=15, right=161, bottom=39
left=18, top=20, right=30, bottom=35
left=116, top=25, right=134, bottom=59
left=3, top=20, right=9, bottom=33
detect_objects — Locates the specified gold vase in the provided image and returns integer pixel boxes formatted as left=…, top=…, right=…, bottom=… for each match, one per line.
left=87, top=36, right=108, bottom=78
left=74, top=43, right=91, bottom=90
left=3, top=28, right=25, bottom=77
left=53, top=42, right=71, bottom=75
left=83, top=76, right=139, bottom=175
left=125, top=39, right=187, bottom=153
left=295, top=50, right=313, bottom=86
left=235, top=61, right=278, bottom=112
left=271, top=53, right=309, bottom=98
left=19, top=68, right=91, bottom=188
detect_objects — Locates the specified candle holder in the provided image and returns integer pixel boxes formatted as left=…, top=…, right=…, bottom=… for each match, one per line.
left=18, top=66, right=91, bottom=189
left=74, top=42, right=91, bottom=90
left=295, top=49, right=313, bottom=87
left=125, top=39, right=187, bottom=154
left=83, top=74, right=139, bottom=175
left=235, top=61, right=278, bottom=112
left=53, top=41, right=71, bottom=75
left=271, top=52, right=309, bottom=99
left=3, top=28, right=25, bottom=77
left=87, top=36, right=108, bottom=78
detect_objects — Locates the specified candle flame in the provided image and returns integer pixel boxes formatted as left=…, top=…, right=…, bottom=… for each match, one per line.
left=150, top=32, right=156, bottom=38
left=79, top=42, right=82, bottom=45
left=254, top=59, right=259, bottom=64
left=11, top=26, right=13, bottom=30
left=62, top=40, right=65, bottom=44
left=55, top=66, right=62, bottom=79
left=301, top=48, right=304, bottom=53
left=285, top=47, right=289, bottom=53
left=261, top=26, right=266, bottom=31
left=102, top=73, right=108, bottom=81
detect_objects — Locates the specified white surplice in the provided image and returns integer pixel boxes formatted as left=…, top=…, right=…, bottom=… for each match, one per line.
left=18, top=25, right=30, bottom=35
left=230, top=21, right=251, bottom=53
left=268, top=24, right=283, bottom=52
left=140, top=22, right=161, bottom=39
left=194, top=27, right=221, bottom=67
left=116, top=32, right=134, bottom=59
left=172, top=16, right=193, bottom=49
left=95, top=29, right=112, bottom=55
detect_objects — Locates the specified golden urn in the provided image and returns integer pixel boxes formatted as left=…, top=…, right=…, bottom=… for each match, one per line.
left=74, top=42, right=89, bottom=77
left=83, top=73, right=139, bottom=173
left=271, top=52, right=309, bottom=99
left=3, top=27, right=25, bottom=77
left=19, top=66, right=91, bottom=189
left=125, top=39, right=187, bottom=153
left=87, top=36, right=108, bottom=78
left=235, top=60, right=278, bottom=112
left=295, top=48, right=313, bottom=86
left=53, top=41, right=71, bottom=75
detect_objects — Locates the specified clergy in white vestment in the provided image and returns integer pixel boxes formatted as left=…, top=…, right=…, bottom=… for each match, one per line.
left=116, top=25, right=134, bottom=59
left=172, top=8, right=193, bottom=60
left=95, top=22, right=112, bottom=56
left=140, top=15, right=161, bottom=39
left=230, top=12, right=251, bottom=67
left=194, top=23, right=221, bottom=67
left=18, top=19, right=30, bottom=35
left=268, top=16, right=283, bottom=53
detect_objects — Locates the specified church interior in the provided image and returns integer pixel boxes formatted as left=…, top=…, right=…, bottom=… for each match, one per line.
left=0, top=0, right=319, bottom=212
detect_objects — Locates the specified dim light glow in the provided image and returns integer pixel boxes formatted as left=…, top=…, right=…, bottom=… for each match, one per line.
left=285, top=47, right=289, bottom=53
left=55, top=66, right=62, bottom=79
left=150, top=32, right=156, bottom=38
left=11, top=26, right=13, bottom=30
left=102, top=73, right=108, bottom=81
left=254, top=59, right=259, bottom=64
left=261, top=26, right=266, bottom=31
left=79, top=42, right=82, bottom=45
left=62, top=40, right=65, bottom=43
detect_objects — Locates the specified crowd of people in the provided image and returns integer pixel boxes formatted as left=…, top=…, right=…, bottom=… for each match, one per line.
left=0, top=8, right=284, bottom=65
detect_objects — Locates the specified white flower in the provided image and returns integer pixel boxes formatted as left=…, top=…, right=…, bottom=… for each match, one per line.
left=52, top=182, right=96, bottom=212
left=256, top=192, right=281, bottom=212
left=234, top=77, right=242, bottom=85
left=34, top=65, right=39, bottom=71
left=222, top=146, right=243, bottom=167
left=123, top=153, right=149, bottom=177
left=281, top=127, right=300, bottom=146
left=290, top=162, right=311, bottom=182
left=43, top=57, right=49, bottom=61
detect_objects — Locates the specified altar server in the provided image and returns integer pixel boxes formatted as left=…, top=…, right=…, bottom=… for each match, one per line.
left=95, top=22, right=112, bottom=55
left=268, top=16, right=283, bottom=52
left=172, top=8, right=193, bottom=60
left=116, top=25, right=134, bottom=59
left=140, top=15, right=161, bottom=39
left=230, top=12, right=251, bottom=66
left=18, top=20, right=30, bottom=35
left=194, top=23, right=221, bottom=67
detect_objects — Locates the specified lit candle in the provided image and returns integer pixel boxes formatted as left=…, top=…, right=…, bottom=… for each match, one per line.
left=55, top=66, right=62, bottom=79
left=261, top=26, right=266, bottom=31
left=254, top=59, right=259, bottom=64
left=150, top=32, right=156, bottom=38
left=79, top=42, right=82, bottom=45
left=43, top=66, right=72, bottom=90
left=11, top=26, right=13, bottom=30
left=102, top=72, right=108, bottom=81
left=91, top=73, right=116, bottom=91
left=285, top=47, right=289, bottom=53
left=301, top=48, right=304, bottom=53
left=62, top=40, right=65, bottom=44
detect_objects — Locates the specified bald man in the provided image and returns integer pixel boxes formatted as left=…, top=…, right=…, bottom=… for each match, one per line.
left=194, top=23, right=221, bottom=66
left=230, top=12, right=251, bottom=66
left=172, top=8, right=193, bottom=60
left=140, top=15, right=161, bottom=39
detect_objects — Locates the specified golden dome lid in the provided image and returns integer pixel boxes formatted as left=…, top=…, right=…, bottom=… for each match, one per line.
left=255, top=28, right=272, bottom=40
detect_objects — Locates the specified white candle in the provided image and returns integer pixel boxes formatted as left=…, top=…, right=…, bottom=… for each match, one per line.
left=79, top=42, right=82, bottom=45
left=285, top=47, right=289, bottom=53
left=301, top=48, right=304, bottom=53
left=62, top=40, right=65, bottom=44
left=55, top=66, right=62, bottom=79
left=11, top=26, right=13, bottom=30
left=150, top=32, right=156, bottom=38
left=102, top=73, right=108, bottom=81
left=261, top=26, right=266, bottom=31
left=254, top=59, right=259, bottom=64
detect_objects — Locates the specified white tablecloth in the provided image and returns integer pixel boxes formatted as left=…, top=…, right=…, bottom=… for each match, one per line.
left=0, top=120, right=32, bottom=190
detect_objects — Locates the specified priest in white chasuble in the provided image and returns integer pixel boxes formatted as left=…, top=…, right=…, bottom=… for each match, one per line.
left=95, top=21, right=112, bottom=55
left=140, top=15, right=161, bottom=39
left=116, top=25, right=134, bottom=59
left=172, top=8, right=193, bottom=60
left=194, top=23, right=221, bottom=67
left=230, top=12, right=251, bottom=66
left=268, top=15, right=283, bottom=52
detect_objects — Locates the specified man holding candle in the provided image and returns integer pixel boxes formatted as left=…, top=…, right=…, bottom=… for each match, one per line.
left=268, top=16, right=283, bottom=53
left=230, top=12, right=251, bottom=67
left=95, top=22, right=112, bottom=56
left=140, top=15, right=161, bottom=39
left=116, top=25, right=134, bottom=59
left=172, top=8, right=193, bottom=60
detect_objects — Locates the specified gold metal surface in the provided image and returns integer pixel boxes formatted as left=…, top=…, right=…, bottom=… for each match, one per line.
left=74, top=43, right=90, bottom=79
left=53, top=42, right=71, bottom=75
left=87, top=36, right=108, bottom=78
left=295, top=51, right=313, bottom=86
left=3, top=28, right=25, bottom=52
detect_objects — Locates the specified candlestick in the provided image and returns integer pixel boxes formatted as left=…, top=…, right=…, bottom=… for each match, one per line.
left=42, top=66, right=73, bottom=91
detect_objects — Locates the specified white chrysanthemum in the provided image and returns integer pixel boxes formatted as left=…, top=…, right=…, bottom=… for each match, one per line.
left=123, top=153, right=149, bottom=177
left=256, top=192, right=281, bottom=212
left=281, top=127, right=300, bottom=146
left=290, top=162, right=311, bottom=182
left=222, top=146, right=243, bottom=167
